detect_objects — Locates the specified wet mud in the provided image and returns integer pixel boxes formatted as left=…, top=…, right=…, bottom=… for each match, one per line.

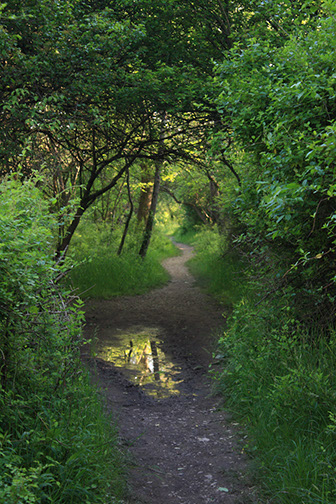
left=83, top=242, right=260, bottom=504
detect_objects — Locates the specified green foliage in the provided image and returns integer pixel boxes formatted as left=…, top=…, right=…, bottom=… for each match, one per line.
left=1, top=0, right=231, bottom=258
left=0, top=178, right=126, bottom=503
left=173, top=226, right=198, bottom=246
left=209, top=13, right=336, bottom=501
left=185, top=228, right=336, bottom=503
left=214, top=2, right=336, bottom=327
left=175, top=225, right=248, bottom=306
left=154, top=199, right=182, bottom=236
left=185, top=224, right=336, bottom=503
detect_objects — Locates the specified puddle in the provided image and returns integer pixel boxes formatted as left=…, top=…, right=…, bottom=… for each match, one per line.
left=94, top=326, right=183, bottom=398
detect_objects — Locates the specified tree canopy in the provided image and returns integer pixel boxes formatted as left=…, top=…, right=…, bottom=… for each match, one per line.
left=214, top=0, right=336, bottom=326
left=1, top=0, right=335, bottom=323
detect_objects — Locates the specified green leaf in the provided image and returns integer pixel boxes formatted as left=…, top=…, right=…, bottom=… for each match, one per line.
left=218, top=487, right=229, bottom=492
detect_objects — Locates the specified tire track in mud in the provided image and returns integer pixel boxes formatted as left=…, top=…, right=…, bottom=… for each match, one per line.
left=83, top=242, right=260, bottom=504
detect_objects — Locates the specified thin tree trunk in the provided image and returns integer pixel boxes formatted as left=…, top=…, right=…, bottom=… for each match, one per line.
left=55, top=204, right=86, bottom=261
left=55, top=158, right=134, bottom=260
left=207, top=171, right=221, bottom=224
left=138, top=159, right=161, bottom=258
left=221, top=153, right=241, bottom=187
left=139, top=113, right=166, bottom=259
left=137, top=162, right=154, bottom=224
left=117, top=168, right=134, bottom=256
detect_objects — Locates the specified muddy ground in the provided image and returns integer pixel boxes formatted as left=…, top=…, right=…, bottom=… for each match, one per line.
left=83, top=242, right=260, bottom=504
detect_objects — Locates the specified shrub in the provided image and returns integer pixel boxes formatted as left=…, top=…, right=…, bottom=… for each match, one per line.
left=212, top=296, right=336, bottom=504
left=0, top=177, right=126, bottom=503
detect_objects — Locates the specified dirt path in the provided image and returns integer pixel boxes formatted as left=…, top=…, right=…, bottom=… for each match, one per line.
left=83, top=243, right=259, bottom=504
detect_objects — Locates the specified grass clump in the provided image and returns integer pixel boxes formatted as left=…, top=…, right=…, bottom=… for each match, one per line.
left=174, top=225, right=248, bottom=306
left=213, top=300, right=336, bottom=504
left=173, top=226, right=198, bottom=246
left=68, top=218, right=178, bottom=298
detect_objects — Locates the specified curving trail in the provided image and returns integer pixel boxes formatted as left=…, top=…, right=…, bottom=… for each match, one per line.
left=83, top=243, right=259, bottom=504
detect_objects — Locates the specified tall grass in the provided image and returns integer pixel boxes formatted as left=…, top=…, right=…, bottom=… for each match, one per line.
left=68, top=219, right=178, bottom=298
left=215, top=305, right=336, bottom=504
left=1, top=369, right=128, bottom=504
left=181, top=224, right=336, bottom=504
left=174, top=225, right=248, bottom=306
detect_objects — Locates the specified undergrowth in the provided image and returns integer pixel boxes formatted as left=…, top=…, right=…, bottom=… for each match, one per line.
left=174, top=225, right=248, bottom=307
left=181, top=224, right=336, bottom=504
left=0, top=178, right=127, bottom=503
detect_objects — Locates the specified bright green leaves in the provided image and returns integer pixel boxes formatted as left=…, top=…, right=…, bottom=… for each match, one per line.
left=0, top=176, right=126, bottom=503
left=0, top=179, right=55, bottom=320
left=258, top=181, right=307, bottom=240
left=216, top=6, right=336, bottom=243
left=212, top=2, right=336, bottom=327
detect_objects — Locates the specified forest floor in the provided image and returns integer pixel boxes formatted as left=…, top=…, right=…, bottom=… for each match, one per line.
left=82, top=242, right=261, bottom=504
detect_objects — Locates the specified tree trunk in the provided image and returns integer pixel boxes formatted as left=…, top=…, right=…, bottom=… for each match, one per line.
left=55, top=204, right=86, bottom=261
left=139, top=112, right=166, bottom=259
left=138, top=159, right=161, bottom=258
left=208, top=171, right=220, bottom=224
left=54, top=158, right=133, bottom=260
left=117, top=168, right=134, bottom=255
left=137, top=162, right=154, bottom=225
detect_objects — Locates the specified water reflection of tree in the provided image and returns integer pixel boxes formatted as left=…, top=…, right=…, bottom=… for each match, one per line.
left=124, top=339, right=160, bottom=384
left=150, top=341, right=160, bottom=382
left=101, top=332, right=182, bottom=396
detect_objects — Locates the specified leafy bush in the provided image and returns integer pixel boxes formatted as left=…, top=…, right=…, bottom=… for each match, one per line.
left=0, top=178, right=126, bottom=503
left=208, top=6, right=336, bottom=498
left=184, top=224, right=336, bottom=503
left=215, top=1, right=336, bottom=329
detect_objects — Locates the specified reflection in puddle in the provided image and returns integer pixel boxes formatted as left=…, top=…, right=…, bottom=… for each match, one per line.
left=96, top=326, right=183, bottom=398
